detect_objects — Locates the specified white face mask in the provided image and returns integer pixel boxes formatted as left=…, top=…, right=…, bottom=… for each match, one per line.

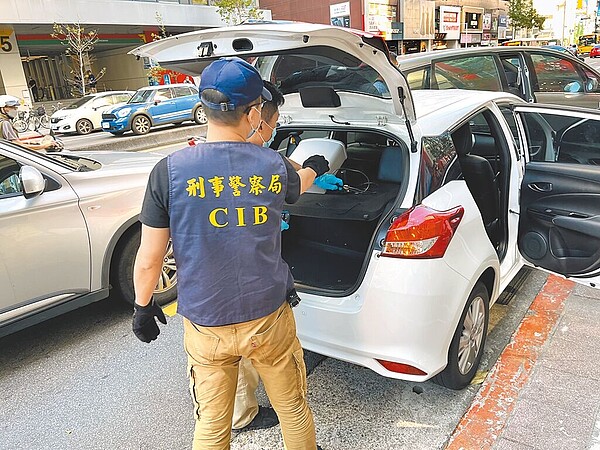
left=260, top=120, right=277, bottom=148
left=5, top=108, right=17, bottom=119
left=246, top=105, right=262, bottom=140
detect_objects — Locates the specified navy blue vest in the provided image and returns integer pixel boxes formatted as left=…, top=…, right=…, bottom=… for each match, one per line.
left=167, top=142, right=292, bottom=326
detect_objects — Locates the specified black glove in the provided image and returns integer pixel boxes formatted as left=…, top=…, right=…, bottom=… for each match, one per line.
left=132, top=299, right=167, bottom=343
left=302, top=155, right=330, bottom=177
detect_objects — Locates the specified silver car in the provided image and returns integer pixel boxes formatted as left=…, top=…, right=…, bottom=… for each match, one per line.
left=398, top=46, right=600, bottom=109
left=0, top=141, right=177, bottom=337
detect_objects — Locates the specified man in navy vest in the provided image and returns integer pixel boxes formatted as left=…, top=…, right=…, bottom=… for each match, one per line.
left=132, top=57, right=329, bottom=450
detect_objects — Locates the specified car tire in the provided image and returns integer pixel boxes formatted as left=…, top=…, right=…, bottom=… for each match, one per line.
left=76, top=118, right=93, bottom=135
left=111, top=229, right=177, bottom=306
left=193, top=106, right=207, bottom=125
left=433, top=281, right=489, bottom=390
left=131, top=115, right=152, bottom=135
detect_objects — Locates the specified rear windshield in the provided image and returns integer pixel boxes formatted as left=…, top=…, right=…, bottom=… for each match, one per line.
left=250, top=47, right=394, bottom=99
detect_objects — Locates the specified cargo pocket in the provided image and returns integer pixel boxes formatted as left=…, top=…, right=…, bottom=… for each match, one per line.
left=293, top=348, right=308, bottom=399
left=189, top=365, right=201, bottom=421
left=183, top=319, right=220, bottom=364
left=249, top=304, right=294, bottom=363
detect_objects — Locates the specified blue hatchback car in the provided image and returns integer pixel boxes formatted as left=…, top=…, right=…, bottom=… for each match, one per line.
left=101, top=84, right=207, bottom=135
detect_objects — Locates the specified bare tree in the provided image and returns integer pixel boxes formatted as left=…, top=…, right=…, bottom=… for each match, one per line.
left=52, top=23, right=106, bottom=96
left=146, top=12, right=170, bottom=85
left=211, top=0, right=261, bottom=26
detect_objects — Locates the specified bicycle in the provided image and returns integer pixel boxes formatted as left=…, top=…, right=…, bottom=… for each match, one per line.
left=13, top=106, right=50, bottom=132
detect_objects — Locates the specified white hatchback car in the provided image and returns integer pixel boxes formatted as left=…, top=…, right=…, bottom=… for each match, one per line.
left=134, top=23, right=600, bottom=389
left=50, top=91, right=134, bottom=135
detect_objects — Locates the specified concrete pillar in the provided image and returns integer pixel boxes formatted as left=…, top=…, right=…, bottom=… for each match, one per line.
left=0, top=26, right=30, bottom=106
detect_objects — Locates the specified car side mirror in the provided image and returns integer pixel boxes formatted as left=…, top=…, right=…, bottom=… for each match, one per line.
left=20, top=165, right=46, bottom=199
left=154, top=99, right=162, bottom=105
left=586, top=77, right=599, bottom=92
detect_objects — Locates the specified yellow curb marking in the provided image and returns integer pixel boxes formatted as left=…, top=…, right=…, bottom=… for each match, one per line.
left=162, top=301, right=178, bottom=317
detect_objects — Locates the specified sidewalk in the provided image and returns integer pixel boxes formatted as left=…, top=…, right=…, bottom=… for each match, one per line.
left=447, top=275, right=600, bottom=450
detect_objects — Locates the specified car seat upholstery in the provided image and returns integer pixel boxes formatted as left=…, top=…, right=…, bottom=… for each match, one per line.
left=505, top=71, right=524, bottom=99
left=452, top=122, right=499, bottom=243
left=377, top=146, right=403, bottom=184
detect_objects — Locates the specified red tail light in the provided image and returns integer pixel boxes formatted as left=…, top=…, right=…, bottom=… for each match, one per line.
left=377, top=359, right=427, bottom=376
left=381, top=205, right=464, bottom=259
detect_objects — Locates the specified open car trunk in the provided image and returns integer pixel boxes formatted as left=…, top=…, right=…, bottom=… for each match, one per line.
left=278, top=127, right=408, bottom=293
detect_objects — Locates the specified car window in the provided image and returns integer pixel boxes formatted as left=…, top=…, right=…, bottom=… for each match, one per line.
left=518, top=110, right=600, bottom=164
left=253, top=52, right=391, bottom=99
left=499, top=105, right=521, bottom=152
left=405, top=67, right=430, bottom=89
left=129, top=90, right=154, bottom=103
left=530, top=53, right=585, bottom=93
left=91, top=96, right=111, bottom=108
left=499, top=54, right=525, bottom=98
left=0, top=155, right=22, bottom=197
left=65, top=95, right=95, bottom=110
left=153, top=88, right=173, bottom=102
left=114, top=93, right=133, bottom=103
left=173, top=86, right=194, bottom=97
left=432, top=55, right=502, bottom=91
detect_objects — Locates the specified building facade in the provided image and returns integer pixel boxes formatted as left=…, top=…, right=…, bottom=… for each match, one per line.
left=0, top=0, right=224, bottom=103
left=260, top=0, right=510, bottom=54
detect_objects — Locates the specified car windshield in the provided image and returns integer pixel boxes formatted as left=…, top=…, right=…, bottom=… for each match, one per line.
left=128, top=90, right=155, bottom=104
left=65, top=95, right=95, bottom=109
left=249, top=47, right=394, bottom=99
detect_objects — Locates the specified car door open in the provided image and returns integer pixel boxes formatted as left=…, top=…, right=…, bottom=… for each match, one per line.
left=515, top=104, right=600, bottom=288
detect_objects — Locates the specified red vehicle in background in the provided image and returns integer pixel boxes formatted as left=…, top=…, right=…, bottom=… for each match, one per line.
left=149, top=67, right=197, bottom=86
left=590, top=44, right=600, bottom=58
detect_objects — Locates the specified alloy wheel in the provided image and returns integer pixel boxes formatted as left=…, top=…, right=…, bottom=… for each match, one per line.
left=156, top=239, right=177, bottom=294
left=77, top=119, right=93, bottom=134
left=133, top=116, right=151, bottom=134
left=457, top=295, right=486, bottom=375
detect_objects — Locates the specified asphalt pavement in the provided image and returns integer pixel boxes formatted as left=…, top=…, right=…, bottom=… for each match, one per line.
left=0, top=268, right=558, bottom=450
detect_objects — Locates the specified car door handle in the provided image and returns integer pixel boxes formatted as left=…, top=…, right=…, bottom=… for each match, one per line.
left=528, top=182, right=552, bottom=192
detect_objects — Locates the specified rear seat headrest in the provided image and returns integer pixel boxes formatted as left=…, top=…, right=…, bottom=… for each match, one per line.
left=352, top=132, right=388, bottom=147
left=377, top=146, right=403, bottom=184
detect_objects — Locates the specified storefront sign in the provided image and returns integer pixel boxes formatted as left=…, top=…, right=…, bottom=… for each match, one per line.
left=483, top=13, right=491, bottom=31
left=391, top=21, right=404, bottom=40
left=366, top=0, right=398, bottom=39
left=498, top=15, right=508, bottom=28
left=439, top=5, right=461, bottom=40
left=460, top=33, right=482, bottom=44
left=466, top=13, right=481, bottom=30
left=330, top=2, right=351, bottom=27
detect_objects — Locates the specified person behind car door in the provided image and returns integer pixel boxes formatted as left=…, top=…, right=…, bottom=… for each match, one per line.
left=132, top=57, right=329, bottom=450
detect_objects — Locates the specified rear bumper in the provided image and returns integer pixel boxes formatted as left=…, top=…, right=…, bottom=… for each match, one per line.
left=294, top=252, right=472, bottom=381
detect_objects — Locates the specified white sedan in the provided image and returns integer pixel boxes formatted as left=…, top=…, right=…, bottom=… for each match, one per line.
left=50, top=91, right=134, bottom=135
left=133, top=23, right=600, bottom=389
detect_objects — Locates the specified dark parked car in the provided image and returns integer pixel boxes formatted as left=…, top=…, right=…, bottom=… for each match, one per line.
left=398, top=46, right=600, bottom=109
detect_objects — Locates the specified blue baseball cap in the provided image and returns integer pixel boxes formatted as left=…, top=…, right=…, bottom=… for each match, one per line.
left=199, top=57, right=272, bottom=111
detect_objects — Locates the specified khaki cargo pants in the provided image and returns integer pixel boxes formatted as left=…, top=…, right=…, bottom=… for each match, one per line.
left=184, top=301, right=316, bottom=450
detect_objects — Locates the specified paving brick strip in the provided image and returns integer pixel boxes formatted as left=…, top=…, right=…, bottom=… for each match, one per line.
left=446, top=274, right=575, bottom=450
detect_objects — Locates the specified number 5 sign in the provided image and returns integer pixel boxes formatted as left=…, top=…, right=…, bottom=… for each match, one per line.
left=0, top=29, right=15, bottom=53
